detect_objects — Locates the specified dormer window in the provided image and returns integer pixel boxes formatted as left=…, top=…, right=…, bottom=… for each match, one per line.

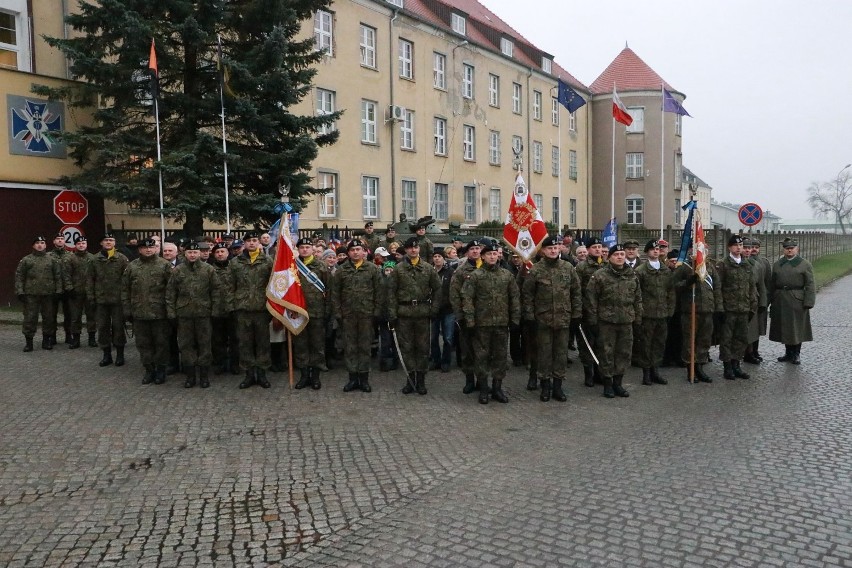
left=451, top=13, right=466, bottom=36
left=541, top=57, right=552, bottom=74
left=387, top=0, right=403, bottom=7
left=500, top=38, right=513, bottom=57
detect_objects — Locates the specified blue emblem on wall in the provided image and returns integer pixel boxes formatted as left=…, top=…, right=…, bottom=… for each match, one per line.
left=7, top=95, right=67, bottom=158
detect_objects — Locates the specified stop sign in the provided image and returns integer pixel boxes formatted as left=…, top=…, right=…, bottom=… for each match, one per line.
left=54, top=190, right=89, bottom=225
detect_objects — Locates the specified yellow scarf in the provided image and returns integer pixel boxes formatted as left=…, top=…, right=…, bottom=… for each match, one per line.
left=410, top=257, right=420, bottom=266
left=249, top=249, right=260, bottom=264
left=354, top=260, right=363, bottom=269
left=475, top=259, right=482, bottom=269
left=303, top=255, right=314, bottom=265
left=107, top=249, right=115, bottom=258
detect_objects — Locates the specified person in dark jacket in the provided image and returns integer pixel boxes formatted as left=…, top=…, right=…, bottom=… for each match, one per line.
left=429, top=251, right=456, bottom=373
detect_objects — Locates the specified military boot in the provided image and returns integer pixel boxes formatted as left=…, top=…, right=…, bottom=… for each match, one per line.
left=88, top=332, right=97, bottom=347
left=359, top=372, right=372, bottom=393
left=402, top=372, right=415, bottom=394
left=50, top=334, right=58, bottom=346
left=415, top=371, right=427, bottom=395
left=463, top=373, right=476, bottom=394
left=552, top=378, right=567, bottom=402
left=42, top=334, right=53, bottom=350
left=526, top=369, right=538, bottom=391
left=184, top=366, right=197, bottom=388
left=583, top=365, right=595, bottom=388
left=732, top=360, right=750, bottom=379
left=343, top=373, right=359, bottom=392
left=650, top=367, right=668, bottom=385
left=602, top=376, right=615, bottom=398
left=477, top=377, right=490, bottom=404
left=380, top=358, right=393, bottom=372
left=790, top=345, right=801, bottom=365
left=154, top=365, right=167, bottom=385
left=310, top=368, right=322, bottom=390
left=752, top=340, right=764, bottom=362
left=295, top=368, right=312, bottom=390
left=256, top=368, right=271, bottom=389
left=642, top=368, right=653, bottom=386
left=99, top=347, right=113, bottom=366
left=722, top=361, right=735, bottom=380
left=114, top=346, right=125, bottom=367
left=199, top=367, right=210, bottom=388
left=69, top=334, right=81, bottom=349
left=491, top=379, right=508, bottom=403
left=23, top=336, right=34, bottom=352
left=239, top=368, right=254, bottom=389
left=777, top=346, right=793, bottom=362
left=695, top=364, right=712, bottom=383
left=142, top=364, right=155, bottom=385
left=613, top=375, right=630, bottom=398
left=539, top=378, right=552, bottom=402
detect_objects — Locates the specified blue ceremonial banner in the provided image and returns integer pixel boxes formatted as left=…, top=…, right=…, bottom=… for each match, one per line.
left=602, top=218, right=618, bottom=248
left=677, top=200, right=698, bottom=263
left=663, top=88, right=691, bottom=117
left=557, top=80, right=586, bottom=114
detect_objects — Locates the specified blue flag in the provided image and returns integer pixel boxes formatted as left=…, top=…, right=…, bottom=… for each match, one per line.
left=602, top=218, right=618, bottom=248
left=677, top=200, right=697, bottom=263
left=557, top=80, right=586, bottom=113
left=663, top=88, right=691, bottom=117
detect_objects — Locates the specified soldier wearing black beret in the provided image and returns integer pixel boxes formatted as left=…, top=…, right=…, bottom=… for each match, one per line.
left=715, top=234, right=757, bottom=380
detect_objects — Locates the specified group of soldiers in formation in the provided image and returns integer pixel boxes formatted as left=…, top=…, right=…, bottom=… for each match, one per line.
left=15, top=218, right=816, bottom=403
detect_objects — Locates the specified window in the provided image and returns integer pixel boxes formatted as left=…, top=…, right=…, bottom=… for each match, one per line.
left=675, top=114, right=683, bottom=136
left=400, top=109, right=415, bottom=150
left=433, top=183, right=449, bottom=221
left=533, top=193, right=543, bottom=212
left=361, top=100, right=377, bottom=144
left=402, top=180, right=417, bottom=220
left=500, top=38, right=513, bottom=57
left=568, top=111, right=577, bottom=132
left=512, top=83, right=522, bottom=114
left=626, top=107, right=644, bottom=133
left=489, top=74, right=499, bottom=107
left=451, top=13, right=466, bottom=35
left=314, top=10, right=333, bottom=56
left=626, top=152, right=644, bottom=179
left=359, top=25, right=376, bottom=68
left=511, top=135, right=523, bottom=155
left=489, top=188, right=501, bottom=221
left=386, top=0, right=403, bottom=6
left=568, top=150, right=578, bottom=181
left=434, top=117, right=447, bottom=155
left=433, top=52, right=446, bottom=89
left=462, top=64, right=474, bottom=99
left=551, top=98, right=559, bottom=126
left=551, top=197, right=559, bottom=225
left=675, top=153, right=683, bottom=190
left=551, top=146, right=560, bottom=177
left=317, top=171, right=338, bottom=218
left=674, top=198, right=682, bottom=226
left=569, top=199, right=577, bottom=226
left=542, top=57, right=552, bottom=74
left=626, top=197, right=644, bottom=225
left=532, top=141, right=543, bottom=173
left=316, top=89, right=335, bottom=135
left=463, top=186, right=476, bottom=223
left=532, top=90, right=542, bottom=121
left=463, top=125, right=475, bottom=161
left=0, top=6, right=30, bottom=71
left=399, top=39, right=413, bottom=79
left=362, top=176, right=379, bottom=218
left=489, top=131, right=501, bottom=165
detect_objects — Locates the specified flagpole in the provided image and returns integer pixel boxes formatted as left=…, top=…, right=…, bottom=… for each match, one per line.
left=287, top=330, right=294, bottom=389
left=660, top=83, right=665, bottom=240
left=218, top=34, right=231, bottom=233
left=557, top=92, right=563, bottom=231
left=610, top=84, right=616, bottom=222
left=689, top=195, right=697, bottom=383
left=154, top=90, right=166, bottom=246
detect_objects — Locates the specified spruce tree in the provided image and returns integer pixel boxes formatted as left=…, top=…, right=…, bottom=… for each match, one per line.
left=38, top=0, right=340, bottom=235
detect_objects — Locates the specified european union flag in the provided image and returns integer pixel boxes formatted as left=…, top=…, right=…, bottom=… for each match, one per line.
left=557, top=80, right=586, bottom=113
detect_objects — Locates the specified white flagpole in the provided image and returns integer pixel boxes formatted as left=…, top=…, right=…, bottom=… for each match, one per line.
left=557, top=90, right=563, bottom=231
left=660, top=83, right=665, bottom=239
left=153, top=94, right=166, bottom=246
left=610, top=84, right=616, bottom=221
left=218, top=34, right=231, bottom=233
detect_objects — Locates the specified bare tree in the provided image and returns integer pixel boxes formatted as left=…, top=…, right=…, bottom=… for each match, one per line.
left=806, top=167, right=852, bottom=234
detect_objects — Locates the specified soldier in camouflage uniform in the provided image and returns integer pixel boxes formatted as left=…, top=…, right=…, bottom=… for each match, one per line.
left=167, top=242, right=216, bottom=388
left=122, top=237, right=172, bottom=384
left=672, top=248, right=721, bottom=383
left=49, top=233, right=75, bottom=346
left=634, top=240, right=675, bottom=386
left=210, top=243, right=238, bottom=375
left=750, top=237, right=772, bottom=361
left=67, top=236, right=96, bottom=349
left=361, top=221, right=381, bottom=253
left=586, top=244, right=643, bottom=399
left=229, top=231, right=274, bottom=389
left=293, top=238, right=331, bottom=390
left=521, top=235, right=582, bottom=403
left=389, top=237, right=442, bottom=395
left=413, top=217, right=435, bottom=262
left=330, top=240, right=382, bottom=392
left=743, top=237, right=772, bottom=364
left=15, top=236, right=65, bottom=351
left=716, top=235, right=758, bottom=380
left=575, top=237, right=606, bottom=387
left=87, top=233, right=129, bottom=367
left=449, top=239, right=483, bottom=394
left=379, top=224, right=401, bottom=250
left=461, top=242, right=521, bottom=404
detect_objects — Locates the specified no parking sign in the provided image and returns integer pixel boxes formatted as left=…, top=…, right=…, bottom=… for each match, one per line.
left=738, top=203, right=763, bottom=227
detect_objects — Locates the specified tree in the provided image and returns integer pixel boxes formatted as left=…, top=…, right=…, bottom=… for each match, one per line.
left=37, top=0, right=340, bottom=236
left=806, top=168, right=852, bottom=234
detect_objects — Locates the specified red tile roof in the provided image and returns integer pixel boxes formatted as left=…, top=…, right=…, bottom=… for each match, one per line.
left=589, top=47, right=674, bottom=95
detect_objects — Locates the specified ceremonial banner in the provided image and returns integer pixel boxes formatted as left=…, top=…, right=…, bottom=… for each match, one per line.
left=266, top=213, right=309, bottom=335
left=503, top=171, right=549, bottom=262
left=602, top=217, right=618, bottom=248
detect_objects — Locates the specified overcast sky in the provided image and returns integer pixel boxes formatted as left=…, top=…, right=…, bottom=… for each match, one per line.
left=481, top=0, right=852, bottom=220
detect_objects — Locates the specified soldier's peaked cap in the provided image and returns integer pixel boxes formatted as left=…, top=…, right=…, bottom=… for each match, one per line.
left=781, top=237, right=798, bottom=248
left=624, top=239, right=640, bottom=248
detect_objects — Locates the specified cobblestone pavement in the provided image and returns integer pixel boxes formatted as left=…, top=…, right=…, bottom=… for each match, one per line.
left=1, top=278, right=850, bottom=568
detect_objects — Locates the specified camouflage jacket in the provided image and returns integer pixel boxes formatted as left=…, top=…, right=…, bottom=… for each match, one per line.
left=575, top=257, right=605, bottom=320
left=416, top=235, right=434, bottom=262
left=298, top=256, right=330, bottom=319
left=586, top=263, right=643, bottom=325
left=716, top=255, right=758, bottom=314
left=362, top=233, right=381, bottom=253
left=461, top=263, right=520, bottom=327
left=68, top=251, right=95, bottom=293
left=166, top=260, right=216, bottom=318
left=634, top=261, right=675, bottom=319
left=210, top=260, right=234, bottom=318
left=87, top=250, right=129, bottom=305
left=449, top=258, right=479, bottom=321
left=521, top=257, right=582, bottom=327
left=121, top=255, right=172, bottom=320
left=330, top=259, right=382, bottom=318
left=50, top=248, right=73, bottom=293
left=229, top=251, right=274, bottom=312
left=15, top=251, right=64, bottom=296
left=672, top=261, right=721, bottom=313
left=388, top=257, right=441, bottom=319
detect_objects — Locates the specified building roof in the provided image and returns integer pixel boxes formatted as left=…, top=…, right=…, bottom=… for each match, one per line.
left=682, top=166, right=712, bottom=190
left=589, top=46, right=675, bottom=95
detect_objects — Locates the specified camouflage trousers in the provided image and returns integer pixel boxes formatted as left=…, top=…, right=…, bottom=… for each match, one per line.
left=133, top=319, right=170, bottom=367
left=22, top=295, right=57, bottom=337
left=680, top=311, right=713, bottom=364
left=396, top=317, right=431, bottom=373
left=235, top=310, right=271, bottom=369
left=53, top=293, right=73, bottom=338
left=596, top=322, right=633, bottom=377
left=67, top=291, right=96, bottom=335
left=720, top=312, right=750, bottom=361
left=634, top=317, right=668, bottom=369
left=177, top=317, right=213, bottom=366
left=536, top=326, right=569, bottom=381
left=293, top=315, right=326, bottom=369
left=472, top=325, right=508, bottom=381
left=96, top=303, right=126, bottom=347
left=211, top=314, right=239, bottom=368
left=341, top=316, right=373, bottom=373
left=456, top=323, right=476, bottom=375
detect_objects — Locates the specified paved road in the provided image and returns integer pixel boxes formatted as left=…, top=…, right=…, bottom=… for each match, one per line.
left=1, top=277, right=850, bottom=567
